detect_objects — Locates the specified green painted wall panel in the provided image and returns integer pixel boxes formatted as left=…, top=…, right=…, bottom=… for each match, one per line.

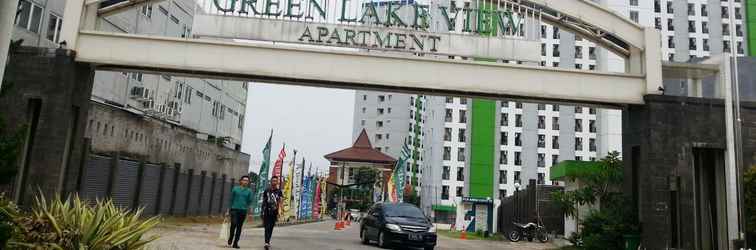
left=469, top=99, right=495, bottom=198
left=748, top=1, right=756, bottom=56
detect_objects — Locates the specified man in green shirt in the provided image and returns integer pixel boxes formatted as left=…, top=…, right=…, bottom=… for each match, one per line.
left=227, top=175, right=253, bottom=249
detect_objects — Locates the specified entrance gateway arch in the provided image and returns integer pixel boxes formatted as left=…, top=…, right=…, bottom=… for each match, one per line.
left=1, top=0, right=747, bottom=249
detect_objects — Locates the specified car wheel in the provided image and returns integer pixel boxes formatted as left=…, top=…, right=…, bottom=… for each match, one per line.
left=377, top=230, right=388, bottom=248
left=361, top=227, right=369, bottom=244
left=508, top=231, right=521, bottom=242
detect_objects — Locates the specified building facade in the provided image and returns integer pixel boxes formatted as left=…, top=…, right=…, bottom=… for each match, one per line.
left=11, top=0, right=250, bottom=188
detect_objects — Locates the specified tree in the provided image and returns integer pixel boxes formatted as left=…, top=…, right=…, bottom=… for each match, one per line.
left=745, top=166, right=756, bottom=246
left=551, top=151, right=638, bottom=249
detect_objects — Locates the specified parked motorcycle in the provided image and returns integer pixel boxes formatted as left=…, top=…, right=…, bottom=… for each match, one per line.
left=508, top=222, right=549, bottom=243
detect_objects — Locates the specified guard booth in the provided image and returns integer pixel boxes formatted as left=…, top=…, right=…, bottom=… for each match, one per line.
left=455, top=197, right=495, bottom=235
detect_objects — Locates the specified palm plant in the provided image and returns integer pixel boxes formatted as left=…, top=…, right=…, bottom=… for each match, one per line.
left=9, top=194, right=160, bottom=250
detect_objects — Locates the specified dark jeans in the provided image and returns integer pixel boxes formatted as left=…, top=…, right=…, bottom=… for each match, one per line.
left=228, top=209, right=247, bottom=246
left=263, top=215, right=277, bottom=244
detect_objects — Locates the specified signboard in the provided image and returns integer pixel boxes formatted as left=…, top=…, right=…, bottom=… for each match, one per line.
left=462, top=196, right=494, bottom=204
left=195, top=0, right=541, bottom=61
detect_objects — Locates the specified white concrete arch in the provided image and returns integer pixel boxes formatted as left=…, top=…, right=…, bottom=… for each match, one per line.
left=59, top=0, right=663, bottom=105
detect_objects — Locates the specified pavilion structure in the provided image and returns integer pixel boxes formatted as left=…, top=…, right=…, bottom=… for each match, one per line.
left=325, top=129, right=396, bottom=217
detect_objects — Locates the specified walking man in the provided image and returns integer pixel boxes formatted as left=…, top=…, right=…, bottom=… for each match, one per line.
left=261, top=176, right=283, bottom=250
left=227, top=176, right=254, bottom=249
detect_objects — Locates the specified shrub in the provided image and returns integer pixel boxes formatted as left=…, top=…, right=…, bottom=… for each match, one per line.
left=0, top=194, right=19, bottom=248
left=8, top=194, right=160, bottom=250
left=746, top=167, right=756, bottom=246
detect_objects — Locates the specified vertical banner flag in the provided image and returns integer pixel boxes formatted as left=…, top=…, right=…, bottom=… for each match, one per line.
left=387, top=174, right=397, bottom=203
left=313, top=175, right=321, bottom=219
left=395, top=144, right=411, bottom=202
left=320, top=177, right=327, bottom=218
left=281, top=150, right=296, bottom=220
left=254, top=130, right=273, bottom=215
left=293, top=158, right=304, bottom=219
left=272, top=144, right=286, bottom=177
left=280, top=175, right=290, bottom=219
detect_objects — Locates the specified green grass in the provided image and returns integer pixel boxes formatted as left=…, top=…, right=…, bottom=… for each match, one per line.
left=436, top=229, right=506, bottom=241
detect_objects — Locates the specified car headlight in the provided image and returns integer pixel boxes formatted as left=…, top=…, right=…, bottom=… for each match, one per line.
left=428, top=225, right=437, bottom=233
left=385, top=223, right=402, bottom=232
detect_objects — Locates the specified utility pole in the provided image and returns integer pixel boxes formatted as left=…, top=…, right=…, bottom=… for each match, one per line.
left=0, top=0, right=20, bottom=91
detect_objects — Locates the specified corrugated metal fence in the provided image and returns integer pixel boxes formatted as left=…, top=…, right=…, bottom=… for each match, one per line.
left=74, top=154, right=233, bottom=217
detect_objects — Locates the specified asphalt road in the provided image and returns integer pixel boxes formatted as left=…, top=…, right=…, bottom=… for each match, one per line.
left=146, top=220, right=555, bottom=250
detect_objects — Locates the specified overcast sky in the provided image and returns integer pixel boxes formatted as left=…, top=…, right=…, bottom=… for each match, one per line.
left=241, top=83, right=355, bottom=177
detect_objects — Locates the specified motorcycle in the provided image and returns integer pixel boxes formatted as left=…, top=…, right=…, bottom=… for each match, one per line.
left=508, top=222, right=549, bottom=243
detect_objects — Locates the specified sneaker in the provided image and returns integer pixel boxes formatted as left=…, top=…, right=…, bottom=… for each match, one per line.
left=264, top=243, right=271, bottom=250
left=232, top=245, right=240, bottom=249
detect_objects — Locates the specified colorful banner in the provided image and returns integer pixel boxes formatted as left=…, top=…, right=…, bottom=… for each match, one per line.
left=387, top=174, right=397, bottom=203
left=320, top=177, right=327, bottom=218
left=312, top=177, right=321, bottom=219
left=293, top=159, right=304, bottom=219
left=272, top=145, right=286, bottom=177
left=253, top=131, right=273, bottom=215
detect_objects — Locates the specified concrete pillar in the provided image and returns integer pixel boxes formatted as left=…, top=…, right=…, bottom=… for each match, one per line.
left=0, top=0, right=19, bottom=91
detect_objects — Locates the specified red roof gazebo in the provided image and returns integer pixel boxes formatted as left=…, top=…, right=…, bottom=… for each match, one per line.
left=324, top=129, right=396, bottom=212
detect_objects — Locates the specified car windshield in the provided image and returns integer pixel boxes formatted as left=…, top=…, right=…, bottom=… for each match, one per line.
left=382, top=204, right=426, bottom=219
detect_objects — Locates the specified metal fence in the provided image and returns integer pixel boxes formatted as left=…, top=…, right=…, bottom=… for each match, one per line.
left=498, top=179, right=564, bottom=236
left=74, top=154, right=232, bottom=217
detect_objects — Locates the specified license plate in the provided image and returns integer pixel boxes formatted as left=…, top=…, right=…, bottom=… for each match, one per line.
left=408, top=233, right=423, bottom=241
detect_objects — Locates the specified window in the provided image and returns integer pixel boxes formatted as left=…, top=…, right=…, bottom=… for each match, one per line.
left=456, top=187, right=463, bottom=197
left=537, top=173, right=545, bottom=184
left=538, top=104, right=545, bottom=110
left=500, top=170, right=508, bottom=184
left=442, top=186, right=449, bottom=200
left=538, top=134, right=546, bottom=148
left=552, top=136, right=559, bottom=149
left=666, top=1, right=673, bottom=14
left=443, top=147, right=451, bottom=160
left=538, top=116, right=546, bottom=129
left=515, top=152, right=522, bottom=166
left=701, top=4, right=708, bottom=16
left=540, top=25, right=547, bottom=38
left=442, top=166, right=450, bottom=180
left=16, top=0, right=43, bottom=33
left=589, top=120, right=597, bottom=133
left=590, top=138, right=597, bottom=152
left=689, top=38, right=697, bottom=50
left=501, top=113, right=508, bottom=126
left=500, top=150, right=508, bottom=164
left=500, top=132, right=508, bottom=145
left=515, top=133, right=522, bottom=146
left=702, top=21, right=709, bottom=34
left=575, top=46, right=583, bottom=59
left=378, top=95, right=386, bottom=102
left=444, top=128, right=452, bottom=141
left=552, top=154, right=559, bottom=166
left=630, top=0, right=638, bottom=6
left=735, top=7, right=742, bottom=20
left=362, top=95, right=367, bottom=101
left=516, top=102, right=522, bottom=109
left=457, top=148, right=465, bottom=161
left=458, top=129, right=466, bottom=142
left=538, top=153, right=545, bottom=168
left=588, top=47, right=597, bottom=60
left=141, top=3, right=153, bottom=18
left=630, top=11, right=639, bottom=22
left=688, top=3, right=695, bottom=16
left=514, top=171, right=521, bottom=184
left=376, top=121, right=383, bottom=128
left=377, top=108, right=384, bottom=115
left=460, top=98, right=467, bottom=105
left=575, top=138, right=583, bottom=151
left=575, top=119, right=583, bottom=132
left=688, top=21, right=696, bottom=33
left=446, top=97, right=453, bottom=103
left=703, top=39, right=710, bottom=52
left=445, top=109, right=453, bottom=122
left=552, top=44, right=560, bottom=57
left=459, top=110, right=467, bottom=123
left=552, top=117, right=559, bottom=130
left=361, top=120, right=365, bottom=126
left=516, top=114, right=522, bottom=127
left=722, top=6, right=729, bottom=18
left=456, top=167, right=464, bottom=181
left=46, top=14, right=63, bottom=43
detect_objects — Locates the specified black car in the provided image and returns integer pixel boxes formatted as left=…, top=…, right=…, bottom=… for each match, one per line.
left=360, top=203, right=437, bottom=250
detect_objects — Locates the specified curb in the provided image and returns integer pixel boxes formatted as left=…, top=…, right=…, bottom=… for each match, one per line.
left=255, top=219, right=326, bottom=228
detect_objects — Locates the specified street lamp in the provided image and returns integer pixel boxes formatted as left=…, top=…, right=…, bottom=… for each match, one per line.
left=513, top=183, right=521, bottom=224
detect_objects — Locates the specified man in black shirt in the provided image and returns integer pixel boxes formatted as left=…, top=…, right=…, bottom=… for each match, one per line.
left=261, top=176, right=283, bottom=250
